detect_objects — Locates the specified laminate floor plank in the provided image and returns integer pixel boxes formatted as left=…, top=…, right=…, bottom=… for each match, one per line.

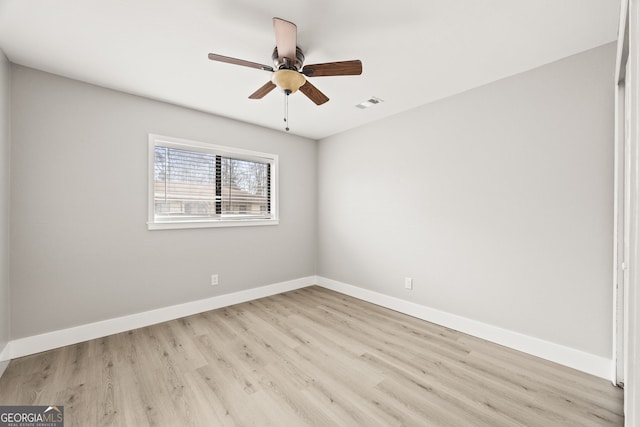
left=55, top=383, right=99, bottom=427
left=462, top=348, right=624, bottom=423
left=0, top=286, right=624, bottom=426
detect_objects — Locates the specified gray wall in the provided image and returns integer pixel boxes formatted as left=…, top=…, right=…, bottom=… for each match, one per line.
left=7, top=42, right=618, bottom=362
left=0, top=51, right=10, bottom=354
left=10, top=66, right=317, bottom=339
left=317, top=43, right=616, bottom=358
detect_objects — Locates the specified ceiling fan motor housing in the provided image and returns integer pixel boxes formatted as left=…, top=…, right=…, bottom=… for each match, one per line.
left=272, top=46, right=305, bottom=70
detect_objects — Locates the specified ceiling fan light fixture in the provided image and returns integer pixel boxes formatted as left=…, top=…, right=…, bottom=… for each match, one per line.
left=271, top=69, right=306, bottom=94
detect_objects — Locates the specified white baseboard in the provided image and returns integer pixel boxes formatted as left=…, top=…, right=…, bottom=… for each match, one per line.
left=4, top=276, right=315, bottom=361
left=316, top=276, right=614, bottom=380
left=2, top=275, right=614, bottom=381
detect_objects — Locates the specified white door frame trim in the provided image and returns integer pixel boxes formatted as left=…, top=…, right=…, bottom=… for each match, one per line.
left=614, top=0, right=639, bottom=423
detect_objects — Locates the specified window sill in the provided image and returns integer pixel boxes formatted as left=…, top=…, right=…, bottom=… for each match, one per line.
left=148, top=218, right=279, bottom=230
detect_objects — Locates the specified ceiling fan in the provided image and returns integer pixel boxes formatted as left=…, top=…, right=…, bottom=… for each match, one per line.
left=208, top=17, right=362, bottom=107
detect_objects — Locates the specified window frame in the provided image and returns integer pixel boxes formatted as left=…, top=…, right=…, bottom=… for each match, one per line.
left=148, top=134, right=279, bottom=230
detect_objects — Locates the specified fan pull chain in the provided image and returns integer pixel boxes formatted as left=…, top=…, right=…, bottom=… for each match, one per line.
left=284, top=90, right=290, bottom=132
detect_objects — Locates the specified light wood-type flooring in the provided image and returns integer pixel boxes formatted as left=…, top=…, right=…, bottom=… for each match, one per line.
left=0, top=286, right=624, bottom=426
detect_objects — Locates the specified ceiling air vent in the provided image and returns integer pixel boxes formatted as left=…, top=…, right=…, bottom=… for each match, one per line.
left=355, top=97, right=384, bottom=109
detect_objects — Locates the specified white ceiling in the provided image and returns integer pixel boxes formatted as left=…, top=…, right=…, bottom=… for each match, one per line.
left=0, top=0, right=621, bottom=140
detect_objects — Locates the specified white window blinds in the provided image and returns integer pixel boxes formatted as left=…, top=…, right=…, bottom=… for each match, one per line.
left=149, top=134, right=278, bottom=229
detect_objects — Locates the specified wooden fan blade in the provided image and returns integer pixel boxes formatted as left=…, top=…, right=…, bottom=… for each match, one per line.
left=302, top=60, right=362, bottom=77
left=249, top=81, right=277, bottom=99
left=299, top=80, right=329, bottom=105
left=273, top=17, right=297, bottom=63
left=208, top=53, right=274, bottom=72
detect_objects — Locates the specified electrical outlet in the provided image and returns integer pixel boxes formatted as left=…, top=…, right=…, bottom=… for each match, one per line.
left=404, top=277, right=413, bottom=290
left=211, top=274, right=219, bottom=286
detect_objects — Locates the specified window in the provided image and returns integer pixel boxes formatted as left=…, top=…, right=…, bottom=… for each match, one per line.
left=148, top=134, right=278, bottom=229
